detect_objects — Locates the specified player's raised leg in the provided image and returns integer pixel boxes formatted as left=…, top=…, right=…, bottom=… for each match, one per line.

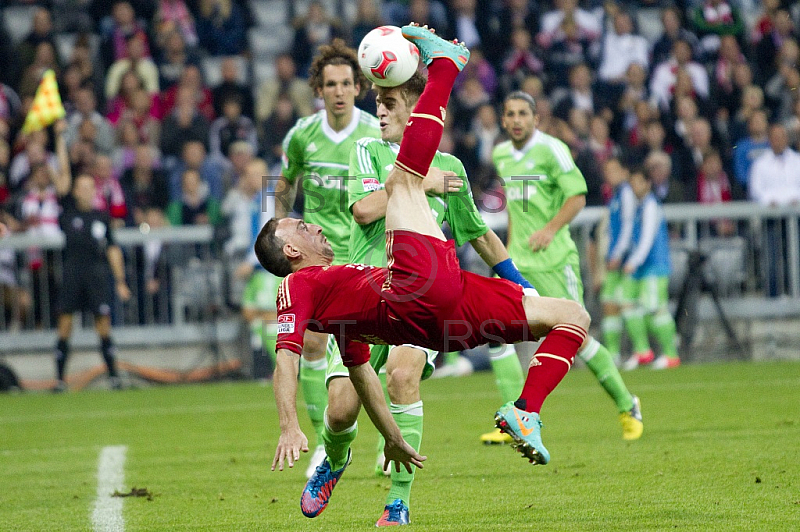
left=495, top=296, right=590, bottom=465
left=382, top=24, right=469, bottom=237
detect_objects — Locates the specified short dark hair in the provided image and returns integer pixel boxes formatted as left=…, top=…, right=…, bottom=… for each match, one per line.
left=254, top=218, right=292, bottom=277
left=375, top=71, right=426, bottom=107
left=630, top=165, right=650, bottom=182
left=504, top=91, right=537, bottom=114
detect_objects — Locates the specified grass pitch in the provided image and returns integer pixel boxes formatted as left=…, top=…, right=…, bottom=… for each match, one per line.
left=2, top=360, right=799, bottom=531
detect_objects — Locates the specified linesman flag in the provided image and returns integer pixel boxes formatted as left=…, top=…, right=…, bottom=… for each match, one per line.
left=21, top=69, right=66, bottom=134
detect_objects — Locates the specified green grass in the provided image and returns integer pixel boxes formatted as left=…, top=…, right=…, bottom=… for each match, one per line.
left=2, top=361, right=799, bottom=531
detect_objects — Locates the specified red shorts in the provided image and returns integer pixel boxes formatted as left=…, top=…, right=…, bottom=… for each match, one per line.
left=379, top=230, right=530, bottom=351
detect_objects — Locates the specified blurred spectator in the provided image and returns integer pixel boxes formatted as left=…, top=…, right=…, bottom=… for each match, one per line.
left=538, top=0, right=602, bottom=51
left=691, top=0, right=745, bottom=58
left=351, top=0, right=384, bottom=48
left=68, top=139, right=97, bottom=177
left=209, top=94, right=257, bottom=162
left=160, top=64, right=215, bottom=122
left=13, top=7, right=59, bottom=92
left=587, top=115, right=619, bottom=169
left=672, top=118, right=716, bottom=202
left=384, top=0, right=448, bottom=38
left=9, top=134, right=58, bottom=194
left=624, top=118, right=670, bottom=167
left=454, top=48, right=497, bottom=98
left=597, top=11, right=649, bottom=88
left=290, top=1, right=346, bottom=75
left=113, top=88, right=161, bottom=148
left=168, top=140, right=224, bottom=200
left=219, top=140, right=254, bottom=195
left=155, top=0, right=199, bottom=48
left=112, top=119, right=145, bottom=172
left=19, top=42, right=61, bottom=99
left=697, top=149, right=735, bottom=237
left=519, top=75, right=545, bottom=101
left=652, top=6, right=700, bottom=67
left=451, top=78, right=491, bottom=135
left=211, top=57, right=254, bottom=119
left=764, top=46, right=800, bottom=121
left=501, top=28, right=544, bottom=93
left=100, top=1, right=152, bottom=71
left=472, top=103, right=501, bottom=170
left=447, top=0, right=482, bottom=50
left=65, top=36, right=102, bottom=97
left=0, top=84, right=22, bottom=128
left=105, top=34, right=160, bottom=101
left=748, top=124, right=800, bottom=296
left=196, top=0, right=248, bottom=57
left=615, top=63, right=650, bottom=135
left=221, top=156, right=265, bottom=257
left=120, top=144, right=169, bottom=226
left=645, top=150, right=678, bottom=203
left=255, top=53, right=313, bottom=123
left=729, top=85, right=765, bottom=144
left=547, top=13, right=595, bottom=89
left=553, top=63, right=599, bottom=122
left=782, top=97, right=800, bottom=148
left=92, top=154, right=128, bottom=226
left=650, top=39, right=709, bottom=112
left=751, top=0, right=782, bottom=45
left=156, top=29, right=201, bottom=90
left=106, top=70, right=162, bottom=125
left=755, top=9, right=796, bottom=85
left=167, top=168, right=221, bottom=225
left=259, top=94, right=297, bottom=168
left=160, top=85, right=211, bottom=158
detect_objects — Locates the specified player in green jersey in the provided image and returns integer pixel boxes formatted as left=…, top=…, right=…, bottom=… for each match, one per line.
left=488, top=91, right=643, bottom=441
left=274, top=39, right=381, bottom=477
left=309, top=71, right=538, bottom=526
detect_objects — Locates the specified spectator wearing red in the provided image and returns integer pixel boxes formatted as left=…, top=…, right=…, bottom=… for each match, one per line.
left=91, top=154, right=127, bottom=225
left=160, top=65, right=214, bottom=122
left=155, top=0, right=198, bottom=48
left=100, top=1, right=152, bottom=70
left=106, top=70, right=163, bottom=125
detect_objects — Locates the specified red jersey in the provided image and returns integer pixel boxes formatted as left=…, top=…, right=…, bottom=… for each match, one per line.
left=275, top=231, right=531, bottom=367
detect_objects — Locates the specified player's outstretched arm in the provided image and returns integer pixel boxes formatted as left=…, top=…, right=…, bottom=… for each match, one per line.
left=271, top=349, right=309, bottom=471
left=347, top=362, right=426, bottom=473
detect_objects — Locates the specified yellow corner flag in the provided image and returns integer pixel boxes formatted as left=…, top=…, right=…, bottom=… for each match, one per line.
left=21, top=69, right=66, bottom=134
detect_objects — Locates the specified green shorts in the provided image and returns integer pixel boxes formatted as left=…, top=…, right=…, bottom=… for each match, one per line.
left=600, top=270, right=625, bottom=304
left=621, top=275, right=669, bottom=313
left=519, top=255, right=584, bottom=305
left=242, top=270, right=280, bottom=311
left=325, top=336, right=437, bottom=387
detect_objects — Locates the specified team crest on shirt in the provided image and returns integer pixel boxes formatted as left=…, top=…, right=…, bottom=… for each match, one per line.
left=277, top=314, right=295, bottom=334
left=362, top=178, right=382, bottom=191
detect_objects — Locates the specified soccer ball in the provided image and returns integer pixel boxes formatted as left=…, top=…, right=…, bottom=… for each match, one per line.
left=358, top=26, right=420, bottom=87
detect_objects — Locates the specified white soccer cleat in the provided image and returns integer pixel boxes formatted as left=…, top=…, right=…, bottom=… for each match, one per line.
left=306, top=445, right=327, bottom=479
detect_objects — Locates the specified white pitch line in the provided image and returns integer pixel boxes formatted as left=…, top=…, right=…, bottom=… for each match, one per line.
left=92, top=445, right=127, bottom=532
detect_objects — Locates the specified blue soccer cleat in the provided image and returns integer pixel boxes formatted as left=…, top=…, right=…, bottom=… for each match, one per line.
left=300, top=449, right=351, bottom=518
left=401, top=23, right=470, bottom=71
left=375, top=498, right=410, bottom=527
left=494, top=401, right=550, bottom=465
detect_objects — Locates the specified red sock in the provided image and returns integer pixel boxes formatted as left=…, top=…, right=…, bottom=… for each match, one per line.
left=516, top=325, right=587, bottom=413
left=395, top=59, right=460, bottom=178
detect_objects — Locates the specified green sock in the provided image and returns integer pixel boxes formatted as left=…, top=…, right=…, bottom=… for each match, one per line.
left=322, top=410, right=358, bottom=471
left=300, top=357, right=328, bottom=447
left=386, top=402, right=423, bottom=507
left=602, top=315, right=623, bottom=361
left=622, top=307, right=651, bottom=354
left=579, top=337, right=634, bottom=413
left=489, top=345, right=524, bottom=403
left=374, top=369, right=388, bottom=474
left=443, top=351, right=460, bottom=366
left=647, top=310, right=678, bottom=358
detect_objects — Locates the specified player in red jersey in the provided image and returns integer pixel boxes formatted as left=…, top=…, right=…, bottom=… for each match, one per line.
left=258, top=24, right=590, bottom=523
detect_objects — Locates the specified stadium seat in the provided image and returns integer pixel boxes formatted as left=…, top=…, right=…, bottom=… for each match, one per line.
left=2, top=5, right=38, bottom=45
left=250, top=0, right=288, bottom=27
left=248, top=26, right=293, bottom=58
left=253, top=59, right=276, bottom=86
left=202, top=55, right=251, bottom=88
left=699, top=237, right=747, bottom=297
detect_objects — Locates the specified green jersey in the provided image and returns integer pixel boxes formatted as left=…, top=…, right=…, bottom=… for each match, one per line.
left=492, top=130, right=587, bottom=272
left=281, top=108, right=380, bottom=264
left=348, top=138, right=488, bottom=266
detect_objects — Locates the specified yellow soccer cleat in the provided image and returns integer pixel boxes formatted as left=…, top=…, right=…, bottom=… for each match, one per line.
left=619, top=395, right=643, bottom=440
left=480, top=427, right=513, bottom=445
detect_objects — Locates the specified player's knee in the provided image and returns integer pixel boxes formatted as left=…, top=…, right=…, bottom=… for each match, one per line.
left=562, top=300, right=590, bottom=331
left=386, top=365, right=422, bottom=399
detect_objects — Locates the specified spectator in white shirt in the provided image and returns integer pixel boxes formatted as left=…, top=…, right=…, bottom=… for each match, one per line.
left=649, top=39, right=709, bottom=112
left=597, top=11, right=649, bottom=85
left=749, top=124, right=800, bottom=206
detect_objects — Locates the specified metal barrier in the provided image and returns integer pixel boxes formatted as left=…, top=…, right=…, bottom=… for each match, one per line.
left=1, top=201, right=798, bottom=354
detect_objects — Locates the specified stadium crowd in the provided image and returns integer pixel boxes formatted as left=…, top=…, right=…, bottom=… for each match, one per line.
left=1, top=0, right=800, bottom=330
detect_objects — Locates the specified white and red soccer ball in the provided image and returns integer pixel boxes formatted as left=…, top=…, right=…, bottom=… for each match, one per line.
left=358, top=26, right=420, bottom=87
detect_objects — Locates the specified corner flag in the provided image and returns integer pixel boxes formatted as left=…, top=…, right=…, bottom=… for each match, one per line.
left=21, top=69, right=66, bottom=134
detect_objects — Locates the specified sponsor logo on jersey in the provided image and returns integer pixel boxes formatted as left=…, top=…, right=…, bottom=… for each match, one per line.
left=277, top=314, right=295, bottom=334
left=362, top=177, right=382, bottom=191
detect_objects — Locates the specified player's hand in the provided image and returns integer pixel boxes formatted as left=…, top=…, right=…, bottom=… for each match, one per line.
left=271, top=428, right=309, bottom=471
left=528, top=227, right=556, bottom=252
left=423, top=167, right=462, bottom=195
left=116, top=282, right=132, bottom=302
left=383, top=437, right=426, bottom=474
